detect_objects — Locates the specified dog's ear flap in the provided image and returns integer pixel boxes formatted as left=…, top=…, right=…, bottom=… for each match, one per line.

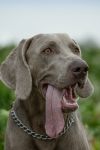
left=15, top=38, right=32, bottom=100
left=76, top=77, right=94, bottom=98
left=0, top=38, right=33, bottom=100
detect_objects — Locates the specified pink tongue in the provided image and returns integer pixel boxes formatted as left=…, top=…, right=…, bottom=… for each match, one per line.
left=45, top=85, right=65, bottom=138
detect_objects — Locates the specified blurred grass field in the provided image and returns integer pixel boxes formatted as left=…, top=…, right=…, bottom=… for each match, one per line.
left=0, top=42, right=100, bottom=150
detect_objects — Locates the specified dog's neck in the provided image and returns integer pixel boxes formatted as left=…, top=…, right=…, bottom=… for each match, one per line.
left=21, top=87, right=46, bottom=134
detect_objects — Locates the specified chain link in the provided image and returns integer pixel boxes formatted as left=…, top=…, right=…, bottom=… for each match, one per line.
left=11, top=110, right=74, bottom=141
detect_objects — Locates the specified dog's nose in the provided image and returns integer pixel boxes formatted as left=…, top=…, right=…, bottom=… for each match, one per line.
left=70, top=60, right=88, bottom=78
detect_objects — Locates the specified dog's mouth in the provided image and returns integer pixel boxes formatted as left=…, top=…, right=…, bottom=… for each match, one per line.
left=42, top=83, right=79, bottom=112
left=61, top=85, right=79, bottom=112
left=41, top=83, right=79, bottom=138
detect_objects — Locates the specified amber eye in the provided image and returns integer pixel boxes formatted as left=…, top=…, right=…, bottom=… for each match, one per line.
left=69, top=43, right=80, bottom=54
left=42, top=48, right=53, bottom=55
left=73, top=46, right=80, bottom=53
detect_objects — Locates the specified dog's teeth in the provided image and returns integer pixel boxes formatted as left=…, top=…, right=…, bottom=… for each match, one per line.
left=63, top=96, right=66, bottom=101
left=63, top=96, right=69, bottom=103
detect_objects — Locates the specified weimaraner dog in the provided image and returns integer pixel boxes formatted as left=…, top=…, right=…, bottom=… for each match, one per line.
left=0, top=33, right=94, bottom=150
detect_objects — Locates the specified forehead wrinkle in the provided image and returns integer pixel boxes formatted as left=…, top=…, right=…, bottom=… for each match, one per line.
left=46, top=41, right=58, bottom=47
left=40, top=40, right=60, bottom=52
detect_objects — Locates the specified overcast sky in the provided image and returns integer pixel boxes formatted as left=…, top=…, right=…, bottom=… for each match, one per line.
left=0, top=0, right=100, bottom=45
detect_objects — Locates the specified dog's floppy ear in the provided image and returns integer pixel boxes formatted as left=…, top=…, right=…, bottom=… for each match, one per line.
left=76, top=77, right=94, bottom=98
left=0, top=38, right=33, bottom=100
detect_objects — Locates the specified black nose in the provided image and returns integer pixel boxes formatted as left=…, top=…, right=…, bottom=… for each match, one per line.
left=70, top=60, right=88, bottom=78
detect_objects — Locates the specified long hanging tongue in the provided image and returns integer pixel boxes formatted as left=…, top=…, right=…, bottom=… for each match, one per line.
left=45, top=85, right=65, bottom=138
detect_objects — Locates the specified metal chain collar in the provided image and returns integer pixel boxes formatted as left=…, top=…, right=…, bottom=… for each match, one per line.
left=11, top=109, right=74, bottom=141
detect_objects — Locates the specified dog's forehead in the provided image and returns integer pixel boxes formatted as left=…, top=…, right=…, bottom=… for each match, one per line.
left=28, top=33, right=80, bottom=55
left=33, top=33, right=73, bottom=46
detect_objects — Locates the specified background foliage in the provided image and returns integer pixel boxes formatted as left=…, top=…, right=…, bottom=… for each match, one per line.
left=0, top=42, right=100, bottom=150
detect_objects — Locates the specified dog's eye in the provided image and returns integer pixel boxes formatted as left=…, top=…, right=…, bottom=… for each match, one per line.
left=69, top=43, right=80, bottom=54
left=42, top=48, right=53, bottom=55
left=73, top=47, right=80, bottom=53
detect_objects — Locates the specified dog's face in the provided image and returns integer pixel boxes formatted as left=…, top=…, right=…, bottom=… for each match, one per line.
left=26, top=34, right=93, bottom=105
left=27, top=34, right=83, bottom=89
left=0, top=33, right=94, bottom=138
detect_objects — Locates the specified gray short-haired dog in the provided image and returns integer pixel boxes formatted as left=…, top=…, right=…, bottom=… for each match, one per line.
left=0, top=33, right=94, bottom=150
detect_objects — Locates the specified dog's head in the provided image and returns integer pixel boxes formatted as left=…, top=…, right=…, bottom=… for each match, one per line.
left=0, top=33, right=94, bottom=137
